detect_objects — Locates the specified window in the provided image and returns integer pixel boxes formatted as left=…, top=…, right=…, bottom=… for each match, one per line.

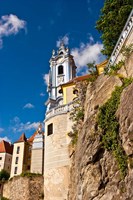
left=16, top=146, right=20, bottom=154
left=47, top=123, right=53, bottom=136
left=59, top=51, right=63, bottom=55
left=27, top=165, right=30, bottom=170
left=58, top=65, right=63, bottom=75
left=0, top=157, right=2, bottom=160
left=15, top=157, right=19, bottom=164
left=29, top=146, right=32, bottom=152
left=14, top=167, right=17, bottom=174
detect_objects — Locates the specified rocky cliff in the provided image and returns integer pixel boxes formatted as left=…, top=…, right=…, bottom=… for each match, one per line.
left=68, top=53, right=133, bottom=200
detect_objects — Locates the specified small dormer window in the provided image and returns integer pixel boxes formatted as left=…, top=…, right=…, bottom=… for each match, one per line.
left=58, top=65, right=63, bottom=75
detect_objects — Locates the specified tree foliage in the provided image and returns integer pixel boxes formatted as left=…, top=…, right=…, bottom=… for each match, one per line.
left=87, top=61, right=98, bottom=75
left=96, top=0, right=133, bottom=57
left=0, top=169, right=10, bottom=181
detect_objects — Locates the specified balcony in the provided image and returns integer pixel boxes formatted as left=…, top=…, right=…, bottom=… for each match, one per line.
left=45, top=102, right=74, bottom=121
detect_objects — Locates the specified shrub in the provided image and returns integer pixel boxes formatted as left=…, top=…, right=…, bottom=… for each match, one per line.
left=20, top=172, right=42, bottom=178
left=1, top=197, right=9, bottom=200
left=0, top=170, right=10, bottom=181
left=97, top=78, right=133, bottom=178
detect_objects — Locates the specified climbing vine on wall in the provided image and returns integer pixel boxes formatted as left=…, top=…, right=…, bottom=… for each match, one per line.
left=68, top=80, right=88, bottom=145
left=97, top=78, right=133, bottom=178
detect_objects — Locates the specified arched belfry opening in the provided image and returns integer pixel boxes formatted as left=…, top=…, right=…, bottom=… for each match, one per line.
left=59, top=51, right=63, bottom=55
left=58, top=65, right=64, bottom=75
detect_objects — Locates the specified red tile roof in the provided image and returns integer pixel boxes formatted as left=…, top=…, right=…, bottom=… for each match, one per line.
left=14, top=133, right=27, bottom=143
left=27, top=131, right=38, bottom=143
left=0, top=140, right=13, bottom=154
left=27, top=131, right=44, bottom=144
left=61, top=74, right=92, bottom=86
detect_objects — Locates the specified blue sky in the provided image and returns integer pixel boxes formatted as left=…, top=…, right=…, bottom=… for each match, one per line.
left=0, top=0, right=104, bottom=143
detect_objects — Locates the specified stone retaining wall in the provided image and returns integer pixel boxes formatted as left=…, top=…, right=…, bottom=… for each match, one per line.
left=3, top=175, right=44, bottom=200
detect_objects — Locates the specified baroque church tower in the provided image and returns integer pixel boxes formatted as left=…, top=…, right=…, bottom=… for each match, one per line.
left=46, top=42, right=76, bottom=110
left=44, top=42, right=77, bottom=200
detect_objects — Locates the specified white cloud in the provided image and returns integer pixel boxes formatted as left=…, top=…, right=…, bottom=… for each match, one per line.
left=71, top=37, right=105, bottom=73
left=0, top=14, right=26, bottom=48
left=40, top=92, right=45, bottom=97
left=12, top=116, right=20, bottom=123
left=23, top=103, right=34, bottom=109
left=87, top=0, right=92, bottom=14
left=0, top=136, right=11, bottom=143
left=11, top=116, right=40, bottom=133
left=43, top=73, right=49, bottom=86
left=56, top=35, right=69, bottom=47
left=0, top=128, right=4, bottom=133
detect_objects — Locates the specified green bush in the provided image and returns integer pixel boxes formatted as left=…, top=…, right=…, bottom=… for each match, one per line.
left=1, top=197, right=9, bottom=200
left=97, top=78, right=133, bottom=178
left=20, top=172, right=42, bottom=178
left=0, top=170, right=10, bottom=181
left=106, top=60, right=125, bottom=75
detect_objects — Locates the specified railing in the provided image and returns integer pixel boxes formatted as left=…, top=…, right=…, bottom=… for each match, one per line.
left=45, top=101, right=74, bottom=120
left=108, top=9, right=133, bottom=66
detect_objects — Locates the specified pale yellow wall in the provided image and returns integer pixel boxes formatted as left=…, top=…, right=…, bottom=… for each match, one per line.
left=63, top=84, right=76, bottom=104
left=10, top=142, right=25, bottom=177
left=97, top=66, right=104, bottom=74
left=31, top=149, right=43, bottom=174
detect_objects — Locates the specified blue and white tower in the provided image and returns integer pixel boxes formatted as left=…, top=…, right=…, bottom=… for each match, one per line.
left=47, top=42, right=76, bottom=110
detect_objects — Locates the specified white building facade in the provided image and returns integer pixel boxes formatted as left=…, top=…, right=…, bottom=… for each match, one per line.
left=44, top=43, right=76, bottom=200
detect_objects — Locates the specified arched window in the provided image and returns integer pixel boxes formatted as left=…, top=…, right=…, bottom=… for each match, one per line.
left=59, top=51, right=63, bottom=55
left=58, top=65, right=63, bottom=75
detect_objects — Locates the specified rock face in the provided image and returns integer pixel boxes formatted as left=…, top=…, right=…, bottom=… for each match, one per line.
left=3, top=175, right=44, bottom=200
left=68, top=73, right=133, bottom=200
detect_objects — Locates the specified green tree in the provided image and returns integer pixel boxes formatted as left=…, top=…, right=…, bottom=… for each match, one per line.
left=87, top=61, right=98, bottom=75
left=0, top=170, right=10, bottom=181
left=96, top=0, right=133, bottom=57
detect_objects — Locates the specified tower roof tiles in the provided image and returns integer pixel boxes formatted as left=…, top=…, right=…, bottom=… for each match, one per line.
left=14, top=133, right=27, bottom=143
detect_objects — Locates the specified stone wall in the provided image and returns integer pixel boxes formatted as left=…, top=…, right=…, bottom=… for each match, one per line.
left=3, top=175, right=44, bottom=200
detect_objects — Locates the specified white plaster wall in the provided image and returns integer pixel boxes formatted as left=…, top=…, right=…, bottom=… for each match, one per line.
left=10, top=142, right=25, bottom=177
